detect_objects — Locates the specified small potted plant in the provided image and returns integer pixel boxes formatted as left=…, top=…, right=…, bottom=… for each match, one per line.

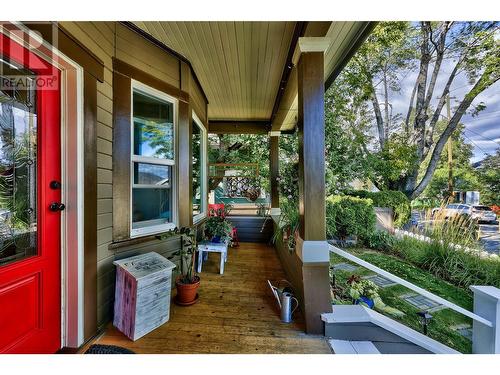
left=204, top=215, right=233, bottom=243
left=160, top=227, right=200, bottom=305
left=347, top=274, right=404, bottom=317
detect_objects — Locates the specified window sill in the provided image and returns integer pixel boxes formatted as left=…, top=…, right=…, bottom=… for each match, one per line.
left=193, top=212, right=207, bottom=225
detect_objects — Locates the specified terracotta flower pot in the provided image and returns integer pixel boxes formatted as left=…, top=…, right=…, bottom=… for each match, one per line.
left=175, top=275, right=200, bottom=305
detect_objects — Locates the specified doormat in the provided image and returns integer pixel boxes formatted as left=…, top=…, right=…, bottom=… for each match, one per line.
left=84, top=344, right=135, bottom=354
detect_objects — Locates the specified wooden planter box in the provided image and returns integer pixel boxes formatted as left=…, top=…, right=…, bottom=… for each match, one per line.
left=113, top=252, right=176, bottom=341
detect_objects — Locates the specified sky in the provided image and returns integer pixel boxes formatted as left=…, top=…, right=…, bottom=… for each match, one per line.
left=386, top=37, right=500, bottom=164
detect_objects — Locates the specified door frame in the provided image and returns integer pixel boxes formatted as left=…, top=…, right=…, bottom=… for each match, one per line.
left=0, top=22, right=85, bottom=348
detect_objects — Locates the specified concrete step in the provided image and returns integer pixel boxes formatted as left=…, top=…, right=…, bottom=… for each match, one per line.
left=329, top=339, right=380, bottom=354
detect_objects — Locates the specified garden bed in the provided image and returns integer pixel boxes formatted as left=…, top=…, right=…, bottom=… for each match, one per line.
left=330, top=248, right=474, bottom=353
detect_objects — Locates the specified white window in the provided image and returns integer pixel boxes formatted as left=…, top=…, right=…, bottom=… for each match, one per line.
left=192, top=112, right=207, bottom=223
left=130, top=80, right=177, bottom=237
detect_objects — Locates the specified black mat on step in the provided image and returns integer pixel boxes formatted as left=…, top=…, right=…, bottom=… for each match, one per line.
left=84, top=344, right=135, bottom=354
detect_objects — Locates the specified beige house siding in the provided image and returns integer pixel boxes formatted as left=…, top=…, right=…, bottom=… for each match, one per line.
left=58, top=21, right=207, bottom=328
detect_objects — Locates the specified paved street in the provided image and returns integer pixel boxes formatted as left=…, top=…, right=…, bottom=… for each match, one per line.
left=479, top=224, right=500, bottom=255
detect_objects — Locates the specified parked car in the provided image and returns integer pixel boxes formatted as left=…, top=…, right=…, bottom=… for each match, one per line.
left=431, top=204, right=472, bottom=219
left=471, top=205, right=498, bottom=224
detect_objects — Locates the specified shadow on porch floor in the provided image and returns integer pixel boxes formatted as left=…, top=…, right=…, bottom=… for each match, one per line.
left=88, top=242, right=331, bottom=354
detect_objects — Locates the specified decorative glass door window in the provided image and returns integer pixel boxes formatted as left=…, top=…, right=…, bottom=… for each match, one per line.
left=192, top=113, right=207, bottom=223
left=131, top=81, right=177, bottom=237
left=0, top=59, right=38, bottom=266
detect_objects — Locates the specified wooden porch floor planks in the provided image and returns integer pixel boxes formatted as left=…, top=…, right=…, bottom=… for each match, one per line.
left=89, top=242, right=331, bottom=354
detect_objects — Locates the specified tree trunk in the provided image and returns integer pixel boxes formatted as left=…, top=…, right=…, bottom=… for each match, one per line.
left=370, top=83, right=385, bottom=150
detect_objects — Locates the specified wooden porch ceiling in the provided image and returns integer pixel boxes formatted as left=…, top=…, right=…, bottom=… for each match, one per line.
left=133, top=21, right=373, bottom=133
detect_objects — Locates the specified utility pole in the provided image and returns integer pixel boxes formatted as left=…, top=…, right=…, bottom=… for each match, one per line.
left=446, top=94, right=454, bottom=202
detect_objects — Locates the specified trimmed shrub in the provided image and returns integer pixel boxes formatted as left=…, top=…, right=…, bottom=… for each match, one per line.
left=326, top=195, right=376, bottom=241
left=366, top=230, right=396, bottom=252
left=347, top=190, right=411, bottom=228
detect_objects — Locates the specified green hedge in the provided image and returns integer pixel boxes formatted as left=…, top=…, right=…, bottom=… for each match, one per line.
left=347, top=190, right=411, bottom=228
left=326, top=195, right=376, bottom=241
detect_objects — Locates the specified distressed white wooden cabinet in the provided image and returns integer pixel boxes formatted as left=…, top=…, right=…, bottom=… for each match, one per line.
left=113, top=252, right=176, bottom=341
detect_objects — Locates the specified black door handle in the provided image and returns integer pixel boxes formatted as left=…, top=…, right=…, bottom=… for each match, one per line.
left=49, top=202, right=66, bottom=212
left=50, top=180, right=62, bottom=189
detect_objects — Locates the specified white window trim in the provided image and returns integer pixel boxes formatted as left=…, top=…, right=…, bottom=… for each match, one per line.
left=130, top=80, right=178, bottom=238
left=192, top=111, right=208, bottom=224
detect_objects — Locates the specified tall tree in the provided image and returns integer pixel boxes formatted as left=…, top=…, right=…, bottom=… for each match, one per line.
left=346, top=21, right=500, bottom=199
left=476, top=149, right=500, bottom=206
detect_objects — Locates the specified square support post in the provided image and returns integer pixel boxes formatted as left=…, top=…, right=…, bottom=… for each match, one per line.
left=471, top=286, right=500, bottom=354
left=269, top=134, right=280, bottom=212
left=295, top=42, right=331, bottom=334
left=178, top=100, right=193, bottom=227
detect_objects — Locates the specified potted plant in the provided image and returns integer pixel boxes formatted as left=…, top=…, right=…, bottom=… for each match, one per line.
left=271, top=198, right=300, bottom=252
left=347, top=275, right=404, bottom=317
left=159, top=227, right=200, bottom=305
left=204, top=215, right=233, bottom=243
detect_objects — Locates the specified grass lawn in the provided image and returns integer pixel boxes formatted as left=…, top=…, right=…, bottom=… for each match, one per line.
left=330, top=248, right=473, bottom=353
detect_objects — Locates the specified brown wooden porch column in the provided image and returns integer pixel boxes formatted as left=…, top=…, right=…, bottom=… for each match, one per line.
left=269, top=134, right=280, bottom=210
left=178, top=100, right=193, bottom=228
left=295, top=38, right=331, bottom=334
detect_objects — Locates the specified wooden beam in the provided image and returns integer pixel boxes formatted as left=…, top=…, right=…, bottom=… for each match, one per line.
left=297, top=51, right=326, bottom=241
left=208, top=121, right=270, bottom=134
left=296, top=50, right=331, bottom=335
left=269, top=22, right=307, bottom=127
left=178, top=101, right=192, bottom=227
left=324, top=22, right=376, bottom=90
left=271, top=22, right=332, bottom=131
left=83, top=71, right=98, bottom=341
left=269, top=135, right=280, bottom=208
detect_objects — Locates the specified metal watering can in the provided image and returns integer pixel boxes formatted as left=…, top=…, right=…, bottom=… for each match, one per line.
left=267, top=280, right=299, bottom=323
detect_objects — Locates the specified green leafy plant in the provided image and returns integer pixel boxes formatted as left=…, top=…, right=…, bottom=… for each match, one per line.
left=347, top=190, right=411, bottom=228
left=373, top=212, right=500, bottom=289
left=347, top=275, right=379, bottom=300
left=204, top=216, right=233, bottom=243
left=272, top=198, right=300, bottom=252
left=159, top=227, right=198, bottom=284
left=326, top=195, right=376, bottom=241
left=347, top=275, right=404, bottom=317
left=366, top=230, right=396, bottom=252
left=256, top=202, right=269, bottom=217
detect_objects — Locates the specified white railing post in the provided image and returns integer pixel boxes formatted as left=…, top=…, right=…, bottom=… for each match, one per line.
left=470, top=286, right=500, bottom=354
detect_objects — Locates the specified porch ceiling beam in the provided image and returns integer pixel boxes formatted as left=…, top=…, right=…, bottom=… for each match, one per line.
left=271, top=21, right=376, bottom=132
left=268, top=21, right=307, bottom=128
left=208, top=120, right=271, bottom=135
left=324, top=22, right=376, bottom=89
left=270, top=22, right=332, bottom=131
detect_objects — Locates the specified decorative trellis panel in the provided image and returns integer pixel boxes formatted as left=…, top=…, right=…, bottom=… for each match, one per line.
left=224, top=176, right=261, bottom=201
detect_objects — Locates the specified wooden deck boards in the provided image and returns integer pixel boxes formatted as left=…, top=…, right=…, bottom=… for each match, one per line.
left=89, top=242, right=331, bottom=354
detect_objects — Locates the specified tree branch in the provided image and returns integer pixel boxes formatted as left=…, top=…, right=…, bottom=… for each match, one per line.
left=404, top=79, right=418, bottom=134
left=423, top=54, right=463, bottom=158
left=412, top=22, right=432, bottom=158
left=423, top=22, right=450, bottom=112
left=411, top=68, right=500, bottom=199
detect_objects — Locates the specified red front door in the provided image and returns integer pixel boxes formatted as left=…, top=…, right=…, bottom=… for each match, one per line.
left=0, top=33, right=62, bottom=353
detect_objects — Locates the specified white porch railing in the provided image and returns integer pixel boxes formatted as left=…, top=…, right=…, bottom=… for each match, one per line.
left=329, top=244, right=500, bottom=353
